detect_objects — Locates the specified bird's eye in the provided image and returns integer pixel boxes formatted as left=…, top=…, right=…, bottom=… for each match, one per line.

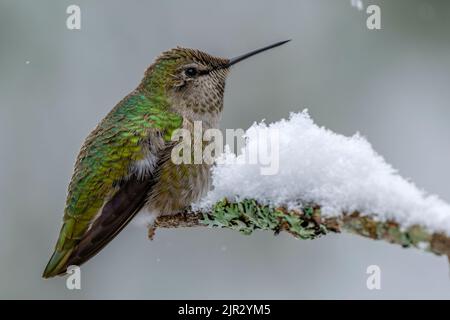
left=185, top=67, right=198, bottom=77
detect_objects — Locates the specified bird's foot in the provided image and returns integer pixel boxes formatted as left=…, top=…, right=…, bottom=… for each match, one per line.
left=148, top=226, right=156, bottom=240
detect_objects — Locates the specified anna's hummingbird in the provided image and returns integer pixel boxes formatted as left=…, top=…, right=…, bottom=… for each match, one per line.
left=43, top=40, right=290, bottom=278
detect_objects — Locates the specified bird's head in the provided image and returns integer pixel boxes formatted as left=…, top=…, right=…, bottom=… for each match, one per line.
left=139, top=40, right=291, bottom=123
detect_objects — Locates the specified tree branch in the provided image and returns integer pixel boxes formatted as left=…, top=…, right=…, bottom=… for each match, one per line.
left=153, top=199, right=450, bottom=258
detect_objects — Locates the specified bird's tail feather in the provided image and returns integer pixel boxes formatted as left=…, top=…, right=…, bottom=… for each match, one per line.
left=42, top=249, right=73, bottom=278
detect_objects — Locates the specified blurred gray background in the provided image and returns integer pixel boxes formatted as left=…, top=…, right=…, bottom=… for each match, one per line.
left=1, top=0, right=450, bottom=299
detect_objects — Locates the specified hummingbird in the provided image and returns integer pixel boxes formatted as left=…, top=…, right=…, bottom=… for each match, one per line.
left=43, top=40, right=290, bottom=278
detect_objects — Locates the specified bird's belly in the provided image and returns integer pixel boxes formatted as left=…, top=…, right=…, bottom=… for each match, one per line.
left=145, top=162, right=211, bottom=216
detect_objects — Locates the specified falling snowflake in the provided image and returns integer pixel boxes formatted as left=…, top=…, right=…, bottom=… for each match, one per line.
left=351, top=0, right=364, bottom=11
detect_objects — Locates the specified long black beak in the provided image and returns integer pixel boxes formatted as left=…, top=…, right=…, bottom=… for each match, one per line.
left=227, top=39, right=291, bottom=67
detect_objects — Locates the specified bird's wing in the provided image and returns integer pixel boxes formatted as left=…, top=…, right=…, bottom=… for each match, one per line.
left=64, top=146, right=173, bottom=271
left=63, top=174, right=155, bottom=270
left=43, top=93, right=182, bottom=278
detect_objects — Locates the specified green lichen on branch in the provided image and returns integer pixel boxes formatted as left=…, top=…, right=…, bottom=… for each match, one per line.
left=200, top=199, right=327, bottom=239
left=153, top=198, right=450, bottom=258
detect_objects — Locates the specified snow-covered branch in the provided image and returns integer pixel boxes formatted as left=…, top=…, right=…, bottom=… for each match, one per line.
left=154, top=199, right=450, bottom=257
left=153, top=111, right=450, bottom=258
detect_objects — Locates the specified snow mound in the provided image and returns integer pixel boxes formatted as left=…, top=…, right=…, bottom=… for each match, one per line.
left=197, top=110, right=450, bottom=235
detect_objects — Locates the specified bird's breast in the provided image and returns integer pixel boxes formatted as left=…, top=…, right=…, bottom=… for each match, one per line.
left=149, top=118, right=221, bottom=212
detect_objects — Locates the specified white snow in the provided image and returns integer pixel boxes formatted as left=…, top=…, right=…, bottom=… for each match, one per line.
left=351, top=0, right=364, bottom=11
left=196, top=110, right=450, bottom=236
